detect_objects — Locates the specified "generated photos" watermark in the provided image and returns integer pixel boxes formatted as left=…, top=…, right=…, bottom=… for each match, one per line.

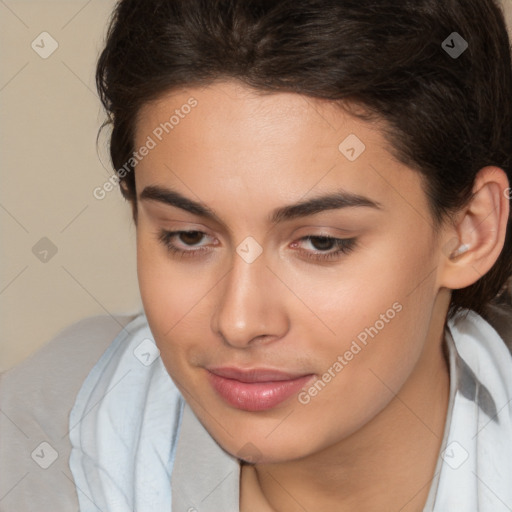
left=298, top=301, right=403, bottom=405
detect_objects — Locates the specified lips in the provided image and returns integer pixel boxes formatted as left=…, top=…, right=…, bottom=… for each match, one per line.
left=206, top=367, right=315, bottom=411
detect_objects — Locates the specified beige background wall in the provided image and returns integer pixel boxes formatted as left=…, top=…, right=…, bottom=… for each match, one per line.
left=1, top=0, right=512, bottom=372
left=1, top=0, right=140, bottom=373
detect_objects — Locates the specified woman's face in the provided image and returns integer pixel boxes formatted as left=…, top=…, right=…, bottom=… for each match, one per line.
left=134, top=80, right=450, bottom=463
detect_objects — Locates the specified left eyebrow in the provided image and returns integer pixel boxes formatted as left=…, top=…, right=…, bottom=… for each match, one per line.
left=270, top=190, right=382, bottom=224
left=139, top=185, right=382, bottom=225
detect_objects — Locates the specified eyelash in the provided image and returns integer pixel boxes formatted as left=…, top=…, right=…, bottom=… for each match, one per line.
left=156, top=229, right=357, bottom=262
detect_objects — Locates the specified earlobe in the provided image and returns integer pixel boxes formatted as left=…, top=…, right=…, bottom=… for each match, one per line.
left=439, top=166, right=510, bottom=290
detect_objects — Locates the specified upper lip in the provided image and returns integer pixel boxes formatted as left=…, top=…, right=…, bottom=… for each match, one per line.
left=206, top=366, right=312, bottom=383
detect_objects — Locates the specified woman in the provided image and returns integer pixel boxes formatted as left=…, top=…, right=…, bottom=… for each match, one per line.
left=1, top=0, right=511, bottom=510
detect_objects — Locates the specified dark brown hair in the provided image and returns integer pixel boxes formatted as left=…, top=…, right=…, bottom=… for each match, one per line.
left=96, top=0, right=512, bottom=318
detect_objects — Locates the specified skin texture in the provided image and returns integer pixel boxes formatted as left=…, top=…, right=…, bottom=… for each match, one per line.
left=133, top=80, right=509, bottom=511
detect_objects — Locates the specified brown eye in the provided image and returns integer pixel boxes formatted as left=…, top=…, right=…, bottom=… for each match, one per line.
left=178, top=231, right=204, bottom=245
left=307, top=236, right=337, bottom=251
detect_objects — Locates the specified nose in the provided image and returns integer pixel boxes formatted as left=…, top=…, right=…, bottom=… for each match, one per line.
left=211, top=248, right=289, bottom=349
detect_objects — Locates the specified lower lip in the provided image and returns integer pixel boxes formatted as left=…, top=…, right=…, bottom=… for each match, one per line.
left=207, top=372, right=315, bottom=411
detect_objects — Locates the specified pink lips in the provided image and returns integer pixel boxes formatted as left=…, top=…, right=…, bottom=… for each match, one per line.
left=206, top=367, right=315, bottom=411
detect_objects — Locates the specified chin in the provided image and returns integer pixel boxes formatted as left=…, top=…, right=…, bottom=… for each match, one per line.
left=207, top=419, right=313, bottom=465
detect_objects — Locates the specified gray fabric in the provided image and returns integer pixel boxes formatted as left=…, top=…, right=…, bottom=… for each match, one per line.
left=0, top=313, right=138, bottom=512
left=171, top=402, right=240, bottom=512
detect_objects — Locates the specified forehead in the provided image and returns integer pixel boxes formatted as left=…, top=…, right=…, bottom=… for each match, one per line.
left=136, top=80, right=373, bottom=148
left=133, top=80, right=428, bottom=224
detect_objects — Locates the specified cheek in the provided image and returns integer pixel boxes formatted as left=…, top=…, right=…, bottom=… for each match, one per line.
left=137, top=227, right=198, bottom=315
left=136, top=228, right=218, bottom=372
left=260, top=282, right=436, bottom=459
left=136, top=230, right=189, bottom=341
left=291, top=228, right=436, bottom=345
left=294, top=233, right=438, bottom=404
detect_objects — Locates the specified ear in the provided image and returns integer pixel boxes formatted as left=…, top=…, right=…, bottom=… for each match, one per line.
left=439, top=166, right=510, bottom=290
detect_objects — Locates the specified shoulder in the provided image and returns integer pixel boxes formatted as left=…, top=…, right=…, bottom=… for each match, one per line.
left=0, top=312, right=140, bottom=511
left=1, top=312, right=140, bottom=409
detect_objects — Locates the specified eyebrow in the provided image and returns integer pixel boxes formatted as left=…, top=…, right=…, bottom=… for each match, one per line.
left=139, top=185, right=381, bottom=225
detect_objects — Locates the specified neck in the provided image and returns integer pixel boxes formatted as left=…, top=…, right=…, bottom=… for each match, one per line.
left=241, top=307, right=451, bottom=512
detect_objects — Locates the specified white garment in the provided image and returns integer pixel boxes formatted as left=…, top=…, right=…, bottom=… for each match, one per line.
left=69, top=310, right=512, bottom=511
left=428, top=311, right=512, bottom=510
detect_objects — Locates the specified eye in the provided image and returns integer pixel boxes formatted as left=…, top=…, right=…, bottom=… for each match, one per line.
left=157, top=229, right=215, bottom=258
left=291, top=235, right=357, bottom=262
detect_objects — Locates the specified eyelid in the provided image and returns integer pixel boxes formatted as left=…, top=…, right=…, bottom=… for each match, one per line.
left=291, top=224, right=358, bottom=237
